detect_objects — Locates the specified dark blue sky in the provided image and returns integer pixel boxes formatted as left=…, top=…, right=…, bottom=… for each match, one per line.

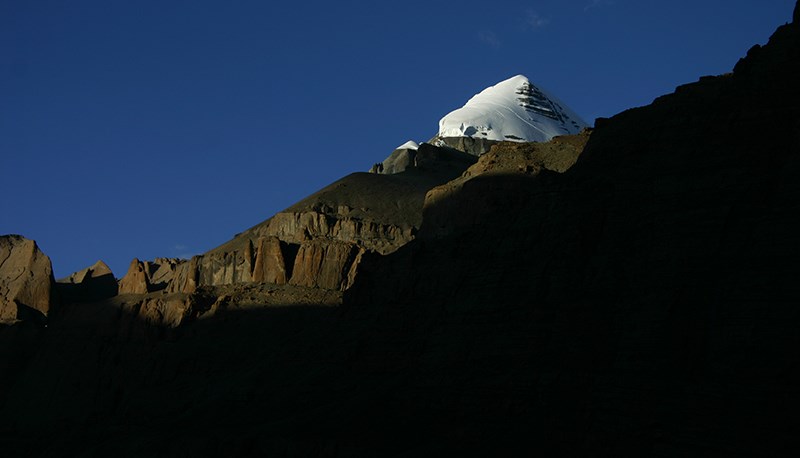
left=2, top=0, right=795, bottom=278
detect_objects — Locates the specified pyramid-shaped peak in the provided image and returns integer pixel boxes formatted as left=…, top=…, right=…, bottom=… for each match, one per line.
left=89, top=260, right=113, bottom=276
left=438, top=75, right=587, bottom=143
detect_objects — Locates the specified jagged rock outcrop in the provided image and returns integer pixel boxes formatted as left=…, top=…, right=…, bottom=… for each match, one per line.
left=143, top=257, right=184, bottom=290
left=163, top=237, right=362, bottom=293
left=160, top=225, right=367, bottom=293
left=163, top=248, right=261, bottom=294
left=0, top=235, right=55, bottom=323
left=116, top=292, right=216, bottom=328
left=111, top=257, right=188, bottom=296
left=166, top=257, right=199, bottom=294
left=119, top=294, right=194, bottom=328
left=289, top=240, right=363, bottom=290
left=117, top=258, right=151, bottom=294
left=252, top=237, right=289, bottom=284
left=430, top=135, right=502, bottom=156
left=57, top=260, right=118, bottom=302
left=253, top=210, right=413, bottom=253
left=370, top=142, right=477, bottom=177
left=195, top=250, right=254, bottom=286
left=370, top=140, right=419, bottom=174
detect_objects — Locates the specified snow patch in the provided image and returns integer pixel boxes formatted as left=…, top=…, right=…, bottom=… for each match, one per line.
left=395, top=140, right=419, bottom=150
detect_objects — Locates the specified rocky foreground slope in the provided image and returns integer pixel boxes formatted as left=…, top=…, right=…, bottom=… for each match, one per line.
left=1, top=4, right=799, bottom=456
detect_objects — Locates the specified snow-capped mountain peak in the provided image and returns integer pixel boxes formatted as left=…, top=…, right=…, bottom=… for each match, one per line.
left=437, top=75, right=587, bottom=143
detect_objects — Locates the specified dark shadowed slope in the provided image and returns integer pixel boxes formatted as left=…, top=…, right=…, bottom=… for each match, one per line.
left=346, top=7, right=800, bottom=456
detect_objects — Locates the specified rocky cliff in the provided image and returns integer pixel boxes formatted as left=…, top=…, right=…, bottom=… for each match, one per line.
left=151, top=143, right=477, bottom=295
left=429, top=135, right=503, bottom=156
left=0, top=235, right=55, bottom=324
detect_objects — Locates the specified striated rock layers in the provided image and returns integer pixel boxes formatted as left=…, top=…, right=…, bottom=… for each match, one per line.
left=0, top=235, right=55, bottom=323
left=164, top=237, right=365, bottom=293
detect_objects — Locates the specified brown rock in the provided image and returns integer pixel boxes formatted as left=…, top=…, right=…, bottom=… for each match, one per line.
left=184, top=257, right=199, bottom=293
left=0, top=235, right=55, bottom=323
left=344, top=246, right=366, bottom=290
left=195, top=251, right=253, bottom=285
left=117, top=258, right=151, bottom=295
left=144, top=257, right=186, bottom=291
left=252, top=237, right=288, bottom=284
left=289, top=241, right=361, bottom=290
left=166, top=257, right=199, bottom=294
left=137, top=295, right=192, bottom=328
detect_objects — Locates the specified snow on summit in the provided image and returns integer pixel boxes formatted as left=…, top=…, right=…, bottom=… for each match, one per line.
left=438, top=75, right=587, bottom=143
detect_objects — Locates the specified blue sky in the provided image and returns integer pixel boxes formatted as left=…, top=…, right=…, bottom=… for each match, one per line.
left=1, top=0, right=795, bottom=278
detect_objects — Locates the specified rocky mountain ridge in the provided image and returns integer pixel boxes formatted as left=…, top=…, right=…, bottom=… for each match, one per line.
left=1, top=3, right=799, bottom=455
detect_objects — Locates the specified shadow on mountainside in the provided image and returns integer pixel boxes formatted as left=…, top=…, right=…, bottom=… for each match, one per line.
left=3, top=151, right=797, bottom=457
left=342, top=15, right=800, bottom=456
left=347, top=163, right=800, bottom=453
left=0, top=296, right=584, bottom=457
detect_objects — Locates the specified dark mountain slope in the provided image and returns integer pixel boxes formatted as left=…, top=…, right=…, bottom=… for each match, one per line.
left=345, top=8, right=800, bottom=456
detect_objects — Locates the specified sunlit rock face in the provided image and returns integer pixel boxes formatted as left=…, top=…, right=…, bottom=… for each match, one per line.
left=0, top=235, right=55, bottom=324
